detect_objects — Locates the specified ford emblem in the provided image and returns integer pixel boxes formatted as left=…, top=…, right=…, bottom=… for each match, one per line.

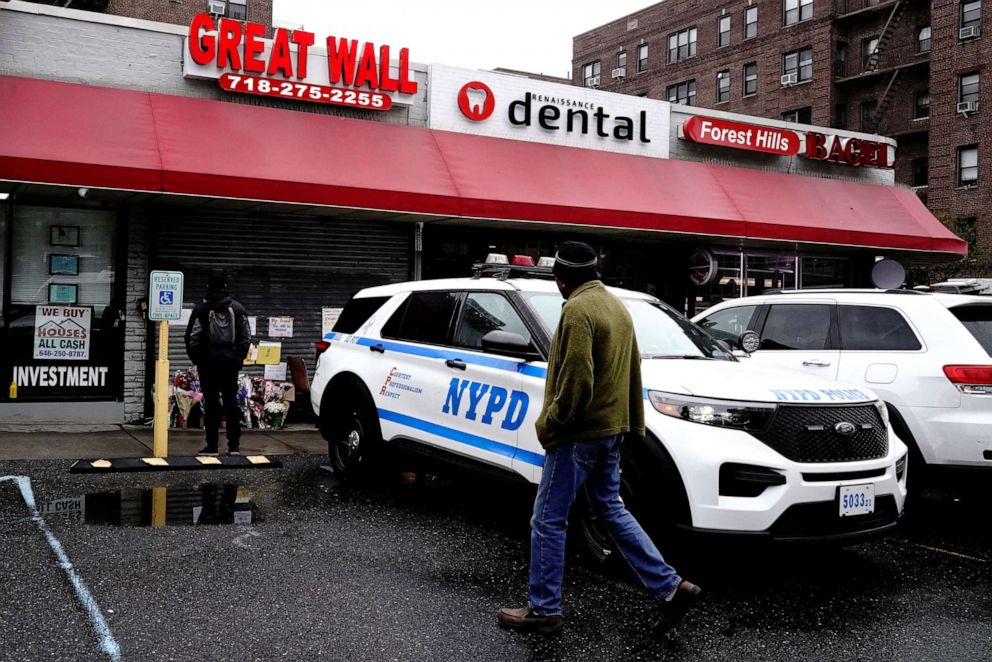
left=834, top=421, right=857, bottom=436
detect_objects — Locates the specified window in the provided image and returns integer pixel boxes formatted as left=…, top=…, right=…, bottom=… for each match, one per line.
left=760, top=305, right=832, bottom=350
left=959, top=73, right=980, bottom=103
left=381, top=291, right=459, bottom=345
left=698, top=306, right=759, bottom=344
left=617, top=51, right=627, bottom=71
left=333, top=297, right=390, bottom=334
left=834, top=42, right=848, bottom=77
left=917, top=26, right=932, bottom=52
left=912, top=158, right=929, bottom=186
left=914, top=89, right=930, bottom=118
left=958, top=145, right=979, bottom=186
left=743, top=62, right=758, bottom=96
left=453, top=293, right=532, bottom=350
left=227, top=0, right=246, bottom=20
left=717, top=70, right=731, bottom=102
left=955, top=217, right=978, bottom=253
left=668, top=27, right=698, bottom=63
left=860, top=100, right=877, bottom=130
left=950, top=303, right=992, bottom=356
left=745, top=6, right=758, bottom=38
left=961, top=0, right=981, bottom=29
left=784, top=0, right=813, bottom=25
left=864, top=0, right=881, bottom=6
left=833, top=103, right=848, bottom=129
left=838, top=306, right=921, bottom=351
left=719, top=15, right=731, bottom=47
left=582, top=61, right=601, bottom=87
left=782, top=107, right=812, bottom=123
left=667, top=79, right=697, bottom=105
left=638, top=44, right=649, bottom=71
left=783, top=47, right=813, bottom=82
left=863, top=36, right=879, bottom=69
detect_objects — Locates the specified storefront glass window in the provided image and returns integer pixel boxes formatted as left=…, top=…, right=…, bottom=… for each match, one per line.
left=745, top=254, right=797, bottom=294
left=10, top=207, right=116, bottom=314
left=0, top=204, right=6, bottom=315
left=800, top=256, right=851, bottom=289
left=694, top=250, right=744, bottom=313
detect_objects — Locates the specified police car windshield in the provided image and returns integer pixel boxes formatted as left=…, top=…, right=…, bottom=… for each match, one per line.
left=523, top=293, right=734, bottom=360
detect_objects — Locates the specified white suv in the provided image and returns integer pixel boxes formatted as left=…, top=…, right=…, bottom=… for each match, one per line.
left=694, top=290, right=992, bottom=483
left=311, top=271, right=908, bottom=548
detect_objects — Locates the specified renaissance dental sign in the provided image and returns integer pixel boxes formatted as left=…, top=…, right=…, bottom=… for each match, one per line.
left=427, top=65, right=670, bottom=159
left=183, top=14, right=418, bottom=111
left=681, top=116, right=893, bottom=168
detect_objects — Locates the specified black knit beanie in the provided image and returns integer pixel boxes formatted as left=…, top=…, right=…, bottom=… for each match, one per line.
left=552, top=241, right=599, bottom=286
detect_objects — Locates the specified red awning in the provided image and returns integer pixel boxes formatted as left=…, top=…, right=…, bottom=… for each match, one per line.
left=0, top=75, right=966, bottom=258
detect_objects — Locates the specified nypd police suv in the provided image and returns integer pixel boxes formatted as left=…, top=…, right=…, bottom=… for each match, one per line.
left=311, top=268, right=908, bottom=547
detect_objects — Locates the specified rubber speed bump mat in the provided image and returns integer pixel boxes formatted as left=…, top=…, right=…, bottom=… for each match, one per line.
left=70, top=455, right=283, bottom=473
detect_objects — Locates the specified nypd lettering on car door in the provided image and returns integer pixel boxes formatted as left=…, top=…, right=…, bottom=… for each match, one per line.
left=441, top=378, right=530, bottom=431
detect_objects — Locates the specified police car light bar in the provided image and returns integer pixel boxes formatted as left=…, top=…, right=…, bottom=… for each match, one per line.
left=485, top=253, right=509, bottom=264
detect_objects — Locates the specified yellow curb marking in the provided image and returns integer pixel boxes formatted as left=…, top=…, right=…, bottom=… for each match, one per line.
left=195, top=456, right=222, bottom=465
left=246, top=455, right=270, bottom=464
left=141, top=457, right=169, bottom=467
left=909, top=542, right=988, bottom=564
left=90, top=460, right=112, bottom=469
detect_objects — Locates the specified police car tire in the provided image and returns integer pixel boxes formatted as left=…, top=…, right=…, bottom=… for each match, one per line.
left=322, top=381, right=381, bottom=478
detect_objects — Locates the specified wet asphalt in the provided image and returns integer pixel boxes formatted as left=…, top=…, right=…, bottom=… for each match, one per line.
left=1, top=456, right=990, bottom=662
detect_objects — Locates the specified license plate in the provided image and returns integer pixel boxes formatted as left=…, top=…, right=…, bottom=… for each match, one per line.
left=839, top=484, right=875, bottom=517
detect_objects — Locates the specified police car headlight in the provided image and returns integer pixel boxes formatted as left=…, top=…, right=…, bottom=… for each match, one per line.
left=874, top=400, right=890, bottom=429
left=648, top=391, right=776, bottom=432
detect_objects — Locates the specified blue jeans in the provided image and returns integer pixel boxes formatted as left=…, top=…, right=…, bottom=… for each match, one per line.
left=528, top=435, right=681, bottom=616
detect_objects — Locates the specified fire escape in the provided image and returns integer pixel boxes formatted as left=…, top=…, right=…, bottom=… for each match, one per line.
left=833, top=0, right=928, bottom=134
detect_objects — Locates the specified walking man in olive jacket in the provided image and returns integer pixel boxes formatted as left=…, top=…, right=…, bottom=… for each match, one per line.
left=498, top=241, right=701, bottom=635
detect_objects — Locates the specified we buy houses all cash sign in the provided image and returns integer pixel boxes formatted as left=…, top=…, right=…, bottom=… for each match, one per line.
left=34, top=305, right=91, bottom=360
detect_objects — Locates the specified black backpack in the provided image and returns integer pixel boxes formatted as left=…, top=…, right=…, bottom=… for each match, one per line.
left=206, top=306, right=236, bottom=349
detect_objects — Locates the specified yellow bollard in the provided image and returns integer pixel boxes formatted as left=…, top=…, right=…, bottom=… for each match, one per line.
left=153, top=320, right=170, bottom=458
left=151, top=486, right=166, bottom=528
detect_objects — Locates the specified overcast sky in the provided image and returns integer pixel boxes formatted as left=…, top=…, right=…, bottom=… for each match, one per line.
left=272, top=0, right=658, bottom=79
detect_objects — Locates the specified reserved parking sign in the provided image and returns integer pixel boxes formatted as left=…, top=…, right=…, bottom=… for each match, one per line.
left=149, top=271, right=184, bottom=321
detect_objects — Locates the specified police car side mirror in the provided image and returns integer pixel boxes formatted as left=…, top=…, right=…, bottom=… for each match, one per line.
left=738, top=330, right=761, bottom=353
left=481, top=330, right=541, bottom=361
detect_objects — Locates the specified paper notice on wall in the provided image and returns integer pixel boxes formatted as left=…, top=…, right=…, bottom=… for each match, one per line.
left=33, top=305, right=91, bottom=360
left=268, top=316, right=294, bottom=338
left=248, top=316, right=257, bottom=336
left=264, top=362, right=287, bottom=381
left=322, top=307, right=343, bottom=337
left=169, top=308, right=193, bottom=327
left=244, top=343, right=258, bottom=365
left=256, top=341, right=281, bottom=365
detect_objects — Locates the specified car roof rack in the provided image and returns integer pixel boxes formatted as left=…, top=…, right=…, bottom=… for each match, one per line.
left=760, top=288, right=926, bottom=296
left=471, top=263, right=555, bottom=280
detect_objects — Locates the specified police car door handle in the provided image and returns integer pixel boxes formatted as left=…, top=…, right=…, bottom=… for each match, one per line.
left=803, top=359, right=831, bottom=367
left=445, top=359, right=467, bottom=370
left=369, top=344, right=385, bottom=354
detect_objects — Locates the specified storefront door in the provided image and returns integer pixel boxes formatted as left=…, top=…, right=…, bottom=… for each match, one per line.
left=1, top=206, right=125, bottom=405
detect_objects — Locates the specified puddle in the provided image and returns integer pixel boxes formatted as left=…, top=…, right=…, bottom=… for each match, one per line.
left=40, top=484, right=258, bottom=527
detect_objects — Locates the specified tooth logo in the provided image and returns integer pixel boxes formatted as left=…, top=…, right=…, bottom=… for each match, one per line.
left=458, top=81, right=495, bottom=121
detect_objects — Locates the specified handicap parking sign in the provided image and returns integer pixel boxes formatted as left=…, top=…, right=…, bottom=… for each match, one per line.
left=149, top=271, right=184, bottom=321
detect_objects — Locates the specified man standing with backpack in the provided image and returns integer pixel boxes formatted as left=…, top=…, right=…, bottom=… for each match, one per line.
left=184, top=270, right=252, bottom=456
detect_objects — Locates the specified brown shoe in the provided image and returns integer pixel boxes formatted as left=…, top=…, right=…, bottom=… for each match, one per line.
left=498, top=606, right=563, bottom=634
left=654, top=580, right=702, bottom=633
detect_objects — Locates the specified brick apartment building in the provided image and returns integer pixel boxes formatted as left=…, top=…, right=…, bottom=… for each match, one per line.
left=21, top=0, right=272, bottom=29
left=573, top=0, right=990, bottom=275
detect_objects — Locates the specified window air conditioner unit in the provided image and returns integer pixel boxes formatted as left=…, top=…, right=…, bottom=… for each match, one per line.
left=612, top=67, right=626, bottom=79
left=587, top=75, right=601, bottom=87
left=957, top=100, right=979, bottom=114
left=780, top=73, right=798, bottom=86
left=207, top=0, right=226, bottom=15
left=959, top=26, right=980, bottom=39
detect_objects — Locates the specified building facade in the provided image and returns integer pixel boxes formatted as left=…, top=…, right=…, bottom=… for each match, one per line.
left=573, top=0, right=989, bottom=272
left=0, top=1, right=962, bottom=426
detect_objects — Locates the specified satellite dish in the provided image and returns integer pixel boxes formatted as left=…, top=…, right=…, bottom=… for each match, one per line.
left=871, top=259, right=905, bottom=289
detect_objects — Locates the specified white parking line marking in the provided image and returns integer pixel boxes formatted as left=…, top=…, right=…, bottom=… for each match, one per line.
left=0, top=475, right=122, bottom=661
left=233, top=529, right=260, bottom=549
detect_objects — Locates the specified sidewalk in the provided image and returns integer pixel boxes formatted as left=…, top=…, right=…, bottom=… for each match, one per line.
left=0, top=424, right=326, bottom=461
